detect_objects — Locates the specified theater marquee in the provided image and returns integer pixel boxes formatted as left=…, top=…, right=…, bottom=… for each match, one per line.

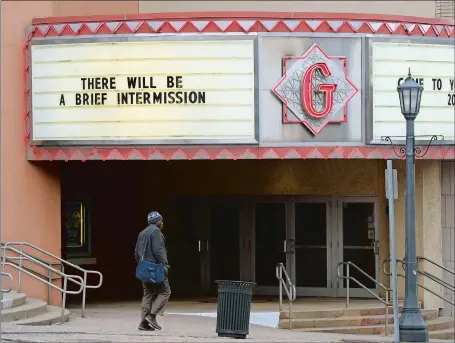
left=30, top=39, right=256, bottom=144
left=371, top=41, right=455, bottom=143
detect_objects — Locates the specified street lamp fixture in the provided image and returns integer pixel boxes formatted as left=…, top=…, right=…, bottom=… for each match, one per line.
left=397, top=68, right=424, bottom=119
left=396, top=68, right=429, bottom=343
left=383, top=68, right=431, bottom=342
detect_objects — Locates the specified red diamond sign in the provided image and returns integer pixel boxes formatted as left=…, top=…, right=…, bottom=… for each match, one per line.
left=273, top=43, right=358, bottom=135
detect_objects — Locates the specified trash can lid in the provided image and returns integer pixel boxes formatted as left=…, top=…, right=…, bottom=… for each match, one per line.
left=214, top=280, right=256, bottom=286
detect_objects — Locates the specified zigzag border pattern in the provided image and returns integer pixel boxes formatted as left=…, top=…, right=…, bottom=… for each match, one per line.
left=31, top=19, right=454, bottom=37
left=26, top=146, right=455, bottom=162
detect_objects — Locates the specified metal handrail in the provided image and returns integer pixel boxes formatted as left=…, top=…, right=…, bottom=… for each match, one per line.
left=417, top=256, right=455, bottom=292
left=419, top=270, right=455, bottom=292
left=3, top=255, right=62, bottom=281
left=2, top=258, right=84, bottom=323
left=337, top=261, right=391, bottom=336
left=1, top=243, right=63, bottom=270
left=2, top=242, right=103, bottom=318
left=1, top=271, right=13, bottom=293
left=276, top=263, right=296, bottom=330
left=418, top=256, right=455, bottom=277
left=1, top=242, right=64, bottom=299
left=383, top=258, right=455, bottom=306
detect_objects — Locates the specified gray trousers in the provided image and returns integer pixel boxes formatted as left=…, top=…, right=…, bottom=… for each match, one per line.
left=140, top=277, right=171, bottom=323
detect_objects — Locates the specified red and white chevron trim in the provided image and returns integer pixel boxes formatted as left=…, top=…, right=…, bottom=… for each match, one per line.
left=31, top=19, right=454, bottom=37
left=27, top=146, right=455, bottom=162
left=25, top=14, right=454, bottom=161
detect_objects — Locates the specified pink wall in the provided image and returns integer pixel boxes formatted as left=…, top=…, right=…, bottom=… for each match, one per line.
left=1, top=0, right=61, bottom=303
left=0, top=0, right=138, bottom=302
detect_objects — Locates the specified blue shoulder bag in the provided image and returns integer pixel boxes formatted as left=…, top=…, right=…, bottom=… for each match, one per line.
left=135, top=230, right=165, bottom=284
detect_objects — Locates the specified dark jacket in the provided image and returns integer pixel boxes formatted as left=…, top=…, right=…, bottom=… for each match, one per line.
left=134, top=224, right=169, bottom=269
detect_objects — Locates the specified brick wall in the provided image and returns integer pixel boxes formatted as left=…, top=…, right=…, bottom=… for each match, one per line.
left=441, top=161, right=455, bottom=316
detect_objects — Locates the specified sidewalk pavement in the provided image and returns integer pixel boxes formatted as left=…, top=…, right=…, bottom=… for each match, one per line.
left=0, top=307, right=450, bottom=343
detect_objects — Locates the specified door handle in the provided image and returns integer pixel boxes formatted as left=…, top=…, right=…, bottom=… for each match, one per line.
left=198, top=240, right=201, bottom=252
left=284, top=240, right=287, bottom=253
left=373, top=240, right=379, bottom=255
left=289, top=239, right=295, bottom=254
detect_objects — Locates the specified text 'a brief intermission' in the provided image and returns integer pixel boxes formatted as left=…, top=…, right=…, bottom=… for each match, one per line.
left=58, top=77, right=207, bottom=106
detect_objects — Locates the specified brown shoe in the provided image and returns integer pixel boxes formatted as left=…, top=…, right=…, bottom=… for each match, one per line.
left=138, top=322, right=155, bottom=331
left=145, top=315, right=162, bottom=330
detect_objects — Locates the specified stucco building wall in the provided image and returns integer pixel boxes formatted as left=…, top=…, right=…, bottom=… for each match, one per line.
left=385, top=161, right=443, bottom=309
left=139, top=1, right=436, bottom=18
left=1, top=0, right=60, bottom=303
left=441, top=161, right=455, bottom=316
left=0, top=0, right=139, bottom=302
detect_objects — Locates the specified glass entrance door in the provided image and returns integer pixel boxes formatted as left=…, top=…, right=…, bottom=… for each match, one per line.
left=252, top=197, right=378, bottom=298
left=169, top=197, right=207, bottom=296
left=292, top=199, right=334, bottom=296
left=337, top=198, right=378, bottom=297
left=209, top=199, right=240, bottom=294
left=288, top=197, right=378, bottom=298
left=254, top=201, right=287, bottom=295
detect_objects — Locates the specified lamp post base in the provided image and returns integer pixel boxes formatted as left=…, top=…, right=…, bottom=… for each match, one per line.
left=399, top=309, right=429, bottom=342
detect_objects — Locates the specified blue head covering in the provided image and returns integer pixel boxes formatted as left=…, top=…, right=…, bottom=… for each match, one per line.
left=147, top=211, right=163, bottom=225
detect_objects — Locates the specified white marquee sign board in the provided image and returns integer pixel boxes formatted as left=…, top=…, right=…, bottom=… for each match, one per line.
left=372, top=42, right=455, bottom=142
left=30, top=40, right=255, bottom=144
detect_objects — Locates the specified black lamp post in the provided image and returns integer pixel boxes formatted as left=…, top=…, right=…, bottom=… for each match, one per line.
left=396, top=69, right=428, bottom=342
left=382, top=70, right=442, bottom=341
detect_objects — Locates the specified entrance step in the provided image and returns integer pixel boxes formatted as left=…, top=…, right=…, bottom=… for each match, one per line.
left=280, top=306, right=399, bottom=320
left=1, top=291, right=70, bottom=325
left=1, top=298, right=47, bottom=322
left=429, top=328, right=455, bottom=340
left=280, top=303, right=420, bottom=320
left=1, top=291, right=26, bottom=310
left=279, top=309, right=439, bottom=329
left=15, top=306, right=70, bottom=326
left=295, top=317, right=454, bottom=336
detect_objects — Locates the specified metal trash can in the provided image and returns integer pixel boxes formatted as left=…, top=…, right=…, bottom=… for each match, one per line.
left=215, top=280, right=256, bottom=339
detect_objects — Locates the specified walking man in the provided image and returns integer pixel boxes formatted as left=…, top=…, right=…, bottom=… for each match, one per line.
left=134, top=211, right=171, bottom=331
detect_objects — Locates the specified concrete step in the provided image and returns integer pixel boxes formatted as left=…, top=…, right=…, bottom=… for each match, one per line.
left=280, top=305, right=406, bottom=320
left=280, top=300, right=426, bottom=319
left=279, top=308, right=439, bottom=329
left=296, top=317, right=455, bottom=335
left=426, top=317, right=455, bottom=332
left=1, top=291, right=26, bottom=310
left=280, top=301, right=424, bottom=320
left=0, top=297, right=13, bottom=310
left=429, top=328, right=455, bottom=340
left=15, top=305, right=70, bottom=326
left=0, top=298, right=47, bottom=322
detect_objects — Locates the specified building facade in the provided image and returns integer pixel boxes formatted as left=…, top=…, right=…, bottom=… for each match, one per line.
left=1, top=1, right=454, bottom=312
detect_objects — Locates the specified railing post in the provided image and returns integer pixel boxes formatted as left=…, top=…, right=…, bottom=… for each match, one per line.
left=81, top=271, right=87, bottom=318
left=1, top=248, right=5, bottom=291
left=346, top=263, right=350, bottom=308
left=18, top=254, right=22, bottom=292
left=288, top=293, right=292, bottom=331
left=48, top=268, right=52, bottom=304
left=385, top=291, right=389, bottom=336
left=61, top=276, right=67, bottom=323
left=278, top=265, right=283, bottom=312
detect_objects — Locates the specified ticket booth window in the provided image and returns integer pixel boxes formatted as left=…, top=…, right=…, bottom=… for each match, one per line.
left=65, top=200, right=91, bottom=257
